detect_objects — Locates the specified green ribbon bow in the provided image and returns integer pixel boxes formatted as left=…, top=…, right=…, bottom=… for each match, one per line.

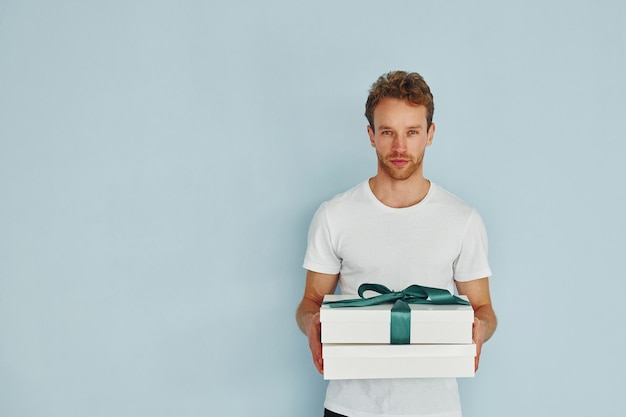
left=323, top=283, right=470, bottom=344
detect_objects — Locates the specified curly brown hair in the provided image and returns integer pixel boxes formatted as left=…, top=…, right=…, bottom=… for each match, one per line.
left=365, top=71, right=434, bottom=131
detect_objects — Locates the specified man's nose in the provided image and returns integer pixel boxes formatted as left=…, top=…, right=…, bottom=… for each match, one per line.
left=392, top=135, right=407, bottom=150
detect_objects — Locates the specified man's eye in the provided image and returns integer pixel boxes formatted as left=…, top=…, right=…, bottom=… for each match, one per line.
left=382, top=131, right=392, bottom=135
left=408, top=130, right=418, bottom=135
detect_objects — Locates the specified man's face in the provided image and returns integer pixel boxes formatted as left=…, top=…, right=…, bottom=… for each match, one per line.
left=367, top=98, right=435, bottom=181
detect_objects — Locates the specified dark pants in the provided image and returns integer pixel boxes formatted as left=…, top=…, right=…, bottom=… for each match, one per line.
left=324, top=409, right=347, bottom=417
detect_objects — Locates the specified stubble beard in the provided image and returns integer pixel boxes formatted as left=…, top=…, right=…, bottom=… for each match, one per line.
left=377, top=151, right=425, bottom=181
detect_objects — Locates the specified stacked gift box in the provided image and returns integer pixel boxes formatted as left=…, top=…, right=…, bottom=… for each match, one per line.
left=320, top=293, right=476, bottom=380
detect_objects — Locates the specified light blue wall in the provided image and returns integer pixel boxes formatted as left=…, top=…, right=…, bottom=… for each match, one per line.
left=1, top=1, right=625, bottom=416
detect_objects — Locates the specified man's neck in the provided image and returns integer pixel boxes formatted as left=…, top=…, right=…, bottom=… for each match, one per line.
left=368, top=175, right=431, bottom=209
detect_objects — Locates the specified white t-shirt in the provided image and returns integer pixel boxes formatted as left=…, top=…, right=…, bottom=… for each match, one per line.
left=303, top=181, right=492, bottom=417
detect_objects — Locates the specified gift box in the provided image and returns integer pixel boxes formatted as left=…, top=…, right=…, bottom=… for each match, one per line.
left=321, top=294, right=474, bottom=344
left=323, top=343, right=476, bottom=380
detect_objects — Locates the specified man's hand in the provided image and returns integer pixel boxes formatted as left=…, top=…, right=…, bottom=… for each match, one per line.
left=455, top=278, right=497, bottom=373
left=306, top=312, right=324, bottom=374
left=472, top=316, right=487, bottom=371
left=296, top=270, right=339, bottom=375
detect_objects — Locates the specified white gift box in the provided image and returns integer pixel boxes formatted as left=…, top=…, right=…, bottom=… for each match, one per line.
left=321, top=294, right=474, bottom=344
left=323, top=343, right=476, bottom=380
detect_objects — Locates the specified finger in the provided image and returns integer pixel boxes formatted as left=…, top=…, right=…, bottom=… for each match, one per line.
left=474, top=341, right=482, bottom=372
left=311, top=348, right=323, bottom=373
left=310, top=338, right=323, bottom=374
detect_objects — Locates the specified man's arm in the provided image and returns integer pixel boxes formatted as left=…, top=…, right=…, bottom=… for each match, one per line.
left=455, top=277, right=497, bottom=371
left=296, top=270, right=339, bottom=374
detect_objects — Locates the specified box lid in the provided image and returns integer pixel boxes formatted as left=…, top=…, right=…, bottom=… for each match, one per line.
left=321, top=294, right=474, bottom=323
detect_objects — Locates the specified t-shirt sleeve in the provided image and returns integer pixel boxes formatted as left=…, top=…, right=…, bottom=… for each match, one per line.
left=302, top=202, right=342, bottom=274
left=453, top=209, right=492, bottom=282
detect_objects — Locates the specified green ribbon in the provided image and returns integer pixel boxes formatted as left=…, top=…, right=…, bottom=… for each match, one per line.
left=323, top=283, right=470, bottom=344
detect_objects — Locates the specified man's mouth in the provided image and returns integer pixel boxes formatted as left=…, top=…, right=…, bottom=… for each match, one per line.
left=390, top=159, right=409, bottom=167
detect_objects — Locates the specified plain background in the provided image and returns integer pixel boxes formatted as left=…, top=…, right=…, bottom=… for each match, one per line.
left=1, top=1, right=625, bottom=416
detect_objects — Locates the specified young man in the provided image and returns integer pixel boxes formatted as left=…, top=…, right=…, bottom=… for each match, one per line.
left=296, top=71, right=497, bottom=417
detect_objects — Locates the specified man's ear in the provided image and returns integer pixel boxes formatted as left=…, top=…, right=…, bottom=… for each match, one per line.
left=426, top=122, right=436, bottom=146
left=367, top=125, right=375, bottom=147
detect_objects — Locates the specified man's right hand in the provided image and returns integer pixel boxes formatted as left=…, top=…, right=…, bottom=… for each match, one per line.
left=296, top=270, right=339, bottom=375
left=306, top=312, right=324, bottom=374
